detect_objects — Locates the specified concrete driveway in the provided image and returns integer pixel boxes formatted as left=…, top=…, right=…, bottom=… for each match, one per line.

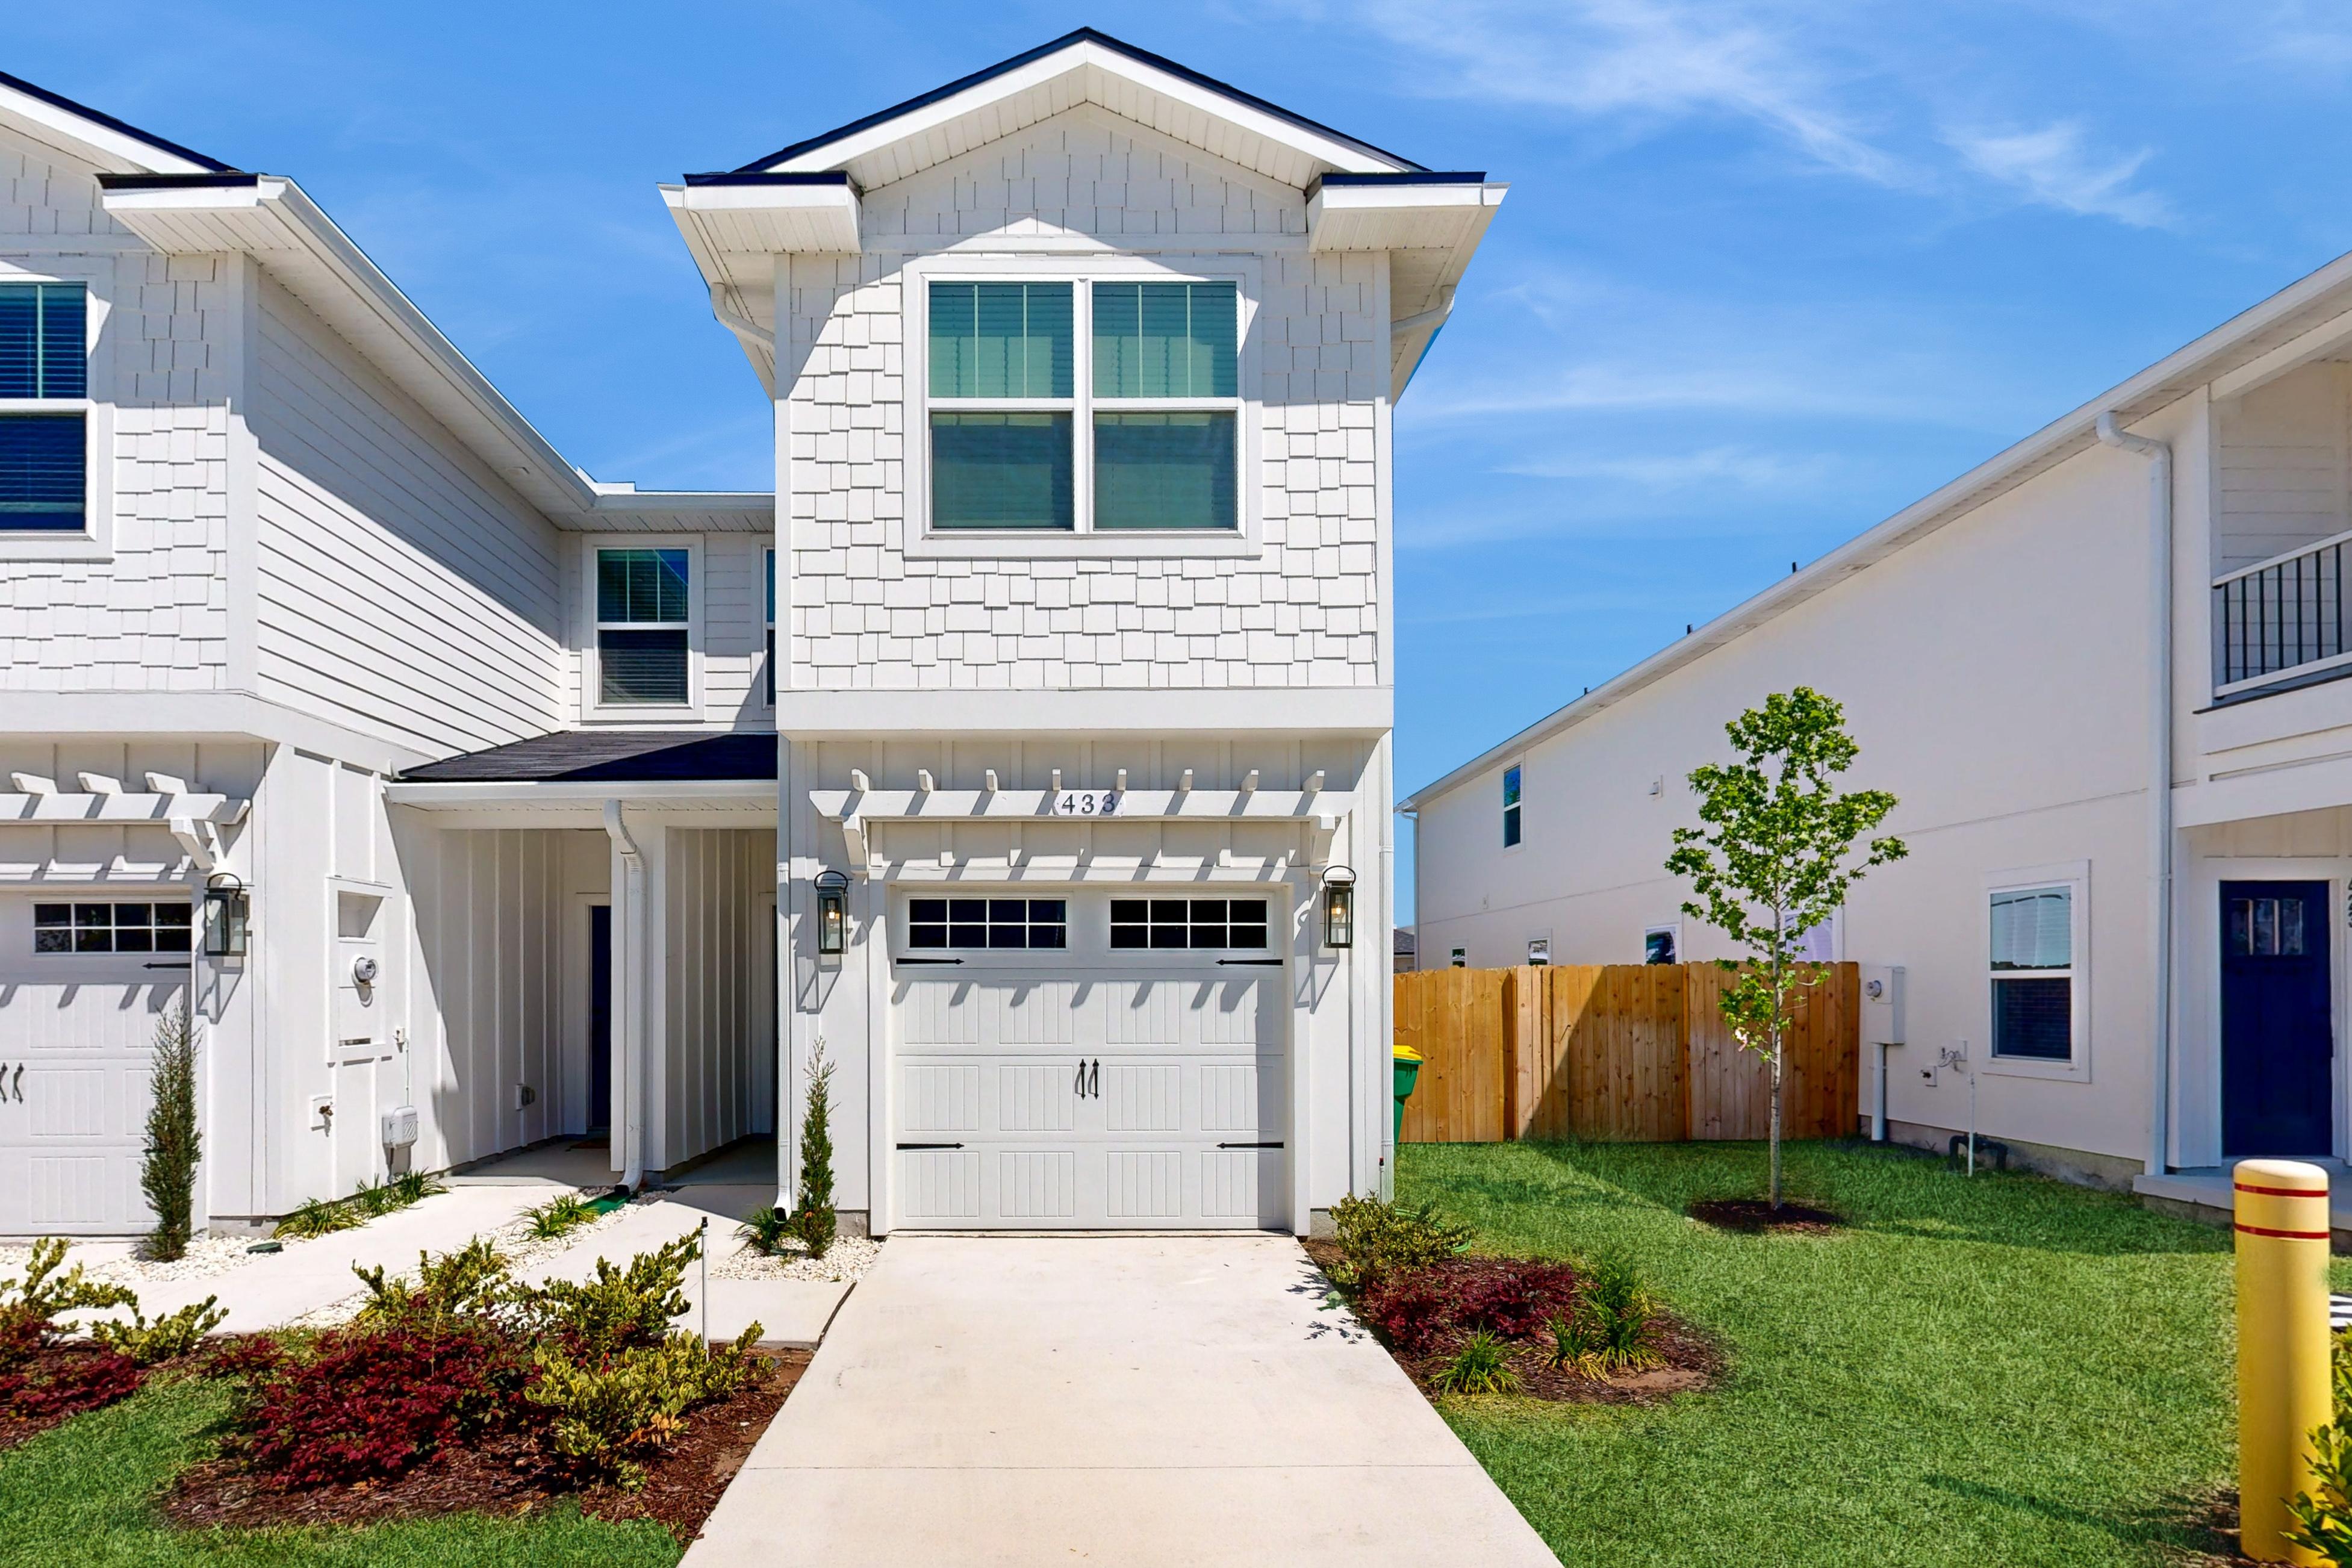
left=683, top=1235, right=1557, bottom=1567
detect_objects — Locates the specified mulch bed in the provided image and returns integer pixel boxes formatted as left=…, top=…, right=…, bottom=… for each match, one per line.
left=161, top=1349, right=809, bottom=1544
left=1687, top=1198, right=1846, bottom=1235
left=1302, top=1241, right=1722, bottom=1407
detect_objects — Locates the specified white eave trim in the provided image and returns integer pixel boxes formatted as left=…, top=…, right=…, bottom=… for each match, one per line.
left=0, top=81, right=219, bottom=176
left=764, top=41, right=1412, bottom=182
left=384, top=780, right=774, bottom=809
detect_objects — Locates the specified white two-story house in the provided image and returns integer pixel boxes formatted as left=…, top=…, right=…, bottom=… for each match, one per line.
left=0, top=33, right=1503, bottom=1237
left=1406, top=241, right=2352, bottom=1213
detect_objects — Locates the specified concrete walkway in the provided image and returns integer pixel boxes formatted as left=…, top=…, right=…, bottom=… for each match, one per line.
left=682, top=1236, right=1557, bottom=1568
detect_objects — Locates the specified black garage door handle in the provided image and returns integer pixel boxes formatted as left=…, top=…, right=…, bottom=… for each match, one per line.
left=1217, top=1141, right=1284, bottom=1150
left=897, top=957, right=964, bottom=966
left=896, top=1142, right=966, bottom=1151
left=1218, top=959, right=1282, bottom=967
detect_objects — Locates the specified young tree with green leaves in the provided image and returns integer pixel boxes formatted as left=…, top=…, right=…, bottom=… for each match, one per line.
left=140, top=993, right=201, bottom=1261
left=791, top=1042, right=837, bottom=1258
left=1666, top=687, right=1905, bottom=1209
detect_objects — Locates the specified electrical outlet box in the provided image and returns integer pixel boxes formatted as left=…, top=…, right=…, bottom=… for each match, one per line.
left=1859, top=964, right=1906, bottom=1047
left=381, top=1105, right=418, bottom=1148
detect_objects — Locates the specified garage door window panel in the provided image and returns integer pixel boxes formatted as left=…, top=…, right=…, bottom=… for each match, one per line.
left=36, top=901, right=191, bottom=955
left=908, top=897, right=1068, bottom=950
left=1110, top=898, right=1268, bottom=950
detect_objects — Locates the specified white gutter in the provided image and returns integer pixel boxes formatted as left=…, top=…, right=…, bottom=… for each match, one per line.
left=602, top=800, right=648, bottom=1189
left=2097, top=411, right=2174, bottom=1178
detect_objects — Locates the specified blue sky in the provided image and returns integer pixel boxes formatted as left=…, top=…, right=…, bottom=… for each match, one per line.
left=19, top=3, right=2352, bottom=919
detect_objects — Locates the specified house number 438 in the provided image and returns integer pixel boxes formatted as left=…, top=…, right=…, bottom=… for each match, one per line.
left=1052, top=791, right=1122, bottom=817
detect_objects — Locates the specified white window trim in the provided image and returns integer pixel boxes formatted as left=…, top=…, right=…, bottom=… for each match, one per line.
left=1644, top=921, right=1682, bottom=965
left=1982, top=859, right=2091, bottom=1083
left=0, top=260, right=116, bottom=563
left=1501, top=760, right=1525, bottom=853
left=581, top=536, right=704, bottom=722
left=901, top=252, right=1266, bottom=561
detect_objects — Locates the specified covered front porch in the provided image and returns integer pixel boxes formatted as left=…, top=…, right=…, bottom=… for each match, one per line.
left=385, top=730, right=780, bottom=1192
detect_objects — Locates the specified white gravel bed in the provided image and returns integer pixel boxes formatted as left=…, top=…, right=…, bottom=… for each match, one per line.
left=709, top=1231, right=880, bottom=1284
left=0, top=1231, right=278, bottom=1287
left=480, top=1193, right=636, bottom=1272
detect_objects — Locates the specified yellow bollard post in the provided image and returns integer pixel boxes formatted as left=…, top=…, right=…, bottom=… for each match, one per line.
left=2236, top=1158, right=2334, bottom=1565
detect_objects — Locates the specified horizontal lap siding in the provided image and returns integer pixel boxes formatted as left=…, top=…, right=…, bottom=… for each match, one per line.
left=1397, top=964, right=1858, bottom=1143
left=250, top=275, right=563, bottom=754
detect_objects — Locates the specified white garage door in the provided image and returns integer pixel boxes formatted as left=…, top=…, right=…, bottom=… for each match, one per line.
left=891, top=892, right=1287, bottom=1230
left=0, top=897, right=192, bottom=1236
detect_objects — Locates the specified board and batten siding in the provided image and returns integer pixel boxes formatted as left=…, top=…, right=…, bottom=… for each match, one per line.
left=249, top=272, right=564, bottom=756
left=783, top=109, right=1385, bottom=694
left=0, top=128, right=232, bottom=691
left=661, top=827, right=771, bottom=1171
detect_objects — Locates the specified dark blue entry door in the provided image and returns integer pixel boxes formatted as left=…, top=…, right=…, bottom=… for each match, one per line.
left=2220, top=880, right=2333, bottom=1157
left=590, top=904, right=612, bottom=1133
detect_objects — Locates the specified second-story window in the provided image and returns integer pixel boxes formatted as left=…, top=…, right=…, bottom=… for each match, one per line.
left=925, top=277, right=1240, bottom=535
left=763, top=547, right=776, bottom=707
left=0, top=282, right=89, bottom=534
left=1502, top=764, right=1523, bottom=848
left=596, top=548, right=689, bottom=705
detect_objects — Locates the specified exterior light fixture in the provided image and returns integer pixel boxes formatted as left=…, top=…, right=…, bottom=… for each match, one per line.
left=1321, top=864, right=1357, bottom=950
left=203, top=873, right=250, bottom=957
left=814, top=870, right=850, bottom=955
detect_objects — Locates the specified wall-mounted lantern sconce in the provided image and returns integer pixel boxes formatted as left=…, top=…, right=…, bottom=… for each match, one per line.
left=814, top=870, right=850, bottom=955
left=204, top=873, right=250, bottom=958
left=1321, top=864, right=1357, bottom=950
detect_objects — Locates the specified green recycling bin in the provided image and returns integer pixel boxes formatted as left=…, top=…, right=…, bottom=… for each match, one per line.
left=1392, top=1045, right=1423, bottom=1147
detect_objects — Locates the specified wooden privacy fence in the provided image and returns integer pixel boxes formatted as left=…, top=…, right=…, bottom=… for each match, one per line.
left=1395, top=963, right=1859, bottom=1143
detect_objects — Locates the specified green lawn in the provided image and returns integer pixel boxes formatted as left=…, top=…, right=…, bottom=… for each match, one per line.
left=0, top=1376, right=680, bottom=1568
left=1400, top=1138, right=2345, bottom=1568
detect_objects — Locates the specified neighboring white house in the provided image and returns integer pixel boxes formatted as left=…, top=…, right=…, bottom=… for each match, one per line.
left=0, top=33, right=1503, bottom=1237
left=1406, top=248, right=2352, bottom=1198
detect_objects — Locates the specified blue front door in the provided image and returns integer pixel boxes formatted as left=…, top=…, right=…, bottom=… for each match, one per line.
left=2220, top=880, right=2333, bottom=1157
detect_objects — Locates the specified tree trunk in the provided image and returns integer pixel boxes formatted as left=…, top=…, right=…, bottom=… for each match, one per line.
left=1768, top=1022, right=1784, bottom=1209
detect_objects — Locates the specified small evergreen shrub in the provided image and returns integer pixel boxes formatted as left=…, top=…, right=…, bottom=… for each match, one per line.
left=528, top=1234, right=695, bottom=1356
left=89, top=1296, right=227, bottom=1366
left=273, top=1198, right=362, bottom=1240
left=388, top=1171, right=446, bottom=1207
left=1432, top=1330, right=1519, bottom=1396
left=139, top=997, right=201, bottom=1262
left=353, top=1238, right=513, bottom=1330
left=0, top=1237, right=136, bottom=1357
left=526, top=1193, right=597, bottom=1240
left=1357, top=1258, right=1578, bottom=1354
left=1546, top=1254, right=1663, bottom=1378
left=237, top=1321, right=527, bottom=1486
left=2289, top=1337, right=2352, bottom=1564
left=1327, top=1193, right=1473, bottom=1290
left=528, top=1325, right=765, bottom=1489
left=349, top=1178, right=400, bottom=1219
left=0, top=1346, right=142, bottom=1420
left=789, top=1045, right=837, bottom=1258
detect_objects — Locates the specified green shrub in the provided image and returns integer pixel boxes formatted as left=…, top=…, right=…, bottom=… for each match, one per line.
left=528, top=1326, right=766, bottom=1489
left=789, top=1045, right=838, bottom=1258
left=353, top=1238, right=513, bottom=1330
left=273, top=1197, right=361, bottom=1240
left=527, top=1234, right=695, bottom=1356
left=736, top=1204, right=794, bottom=1256
left=1546, top=1253, right=1664, bottom=1378
left=0, top=1238, right=137, bottom=1361
left=2289, top=1338, right=2352, bottom=1563
left=526, top=1193, right=597, bottom=1240
left=87, top=1296, right=226, bottom=1365
left=1433, top=1330, right=1520, bottom=1396
left=349, top=1178, right=399, bottom=1218
left=1327, top=1192, right=1473, bottom=1291
left=390, top=1170, right=446, bottom=1207
left=138, top=997, right=200, bottom=1262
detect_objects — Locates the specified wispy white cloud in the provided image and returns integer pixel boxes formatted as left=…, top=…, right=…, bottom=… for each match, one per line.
left=1500, top=445, right=1840, bottom=489
left=1944, top=120, right=2171, bottom=227
left=1351, top=0, right=1902, bottom=183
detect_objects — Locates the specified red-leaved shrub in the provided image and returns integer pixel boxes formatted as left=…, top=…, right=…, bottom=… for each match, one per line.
left=1357, top=1258, right=1581, bottom=1353
left=0, top=1347, right=142, bottom=1420
left=237, top=1322, right=530, bottom=1486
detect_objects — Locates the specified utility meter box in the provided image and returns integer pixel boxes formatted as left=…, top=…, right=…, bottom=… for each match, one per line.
left=1859, top=965, right=1906, bottom=1047
left=380, top=1104, right=418, bottom=1149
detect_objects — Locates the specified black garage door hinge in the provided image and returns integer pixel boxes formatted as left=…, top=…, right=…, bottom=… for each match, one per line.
left=1217, top=1141, right=1284, bottom=1150
left=896, top=1142, right=966, bottom=1151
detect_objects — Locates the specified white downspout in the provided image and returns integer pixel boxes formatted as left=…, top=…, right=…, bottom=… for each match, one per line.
left=2097, top=411, right=2174, bottom=1178
left=603, top=799, right=647, bottom=1190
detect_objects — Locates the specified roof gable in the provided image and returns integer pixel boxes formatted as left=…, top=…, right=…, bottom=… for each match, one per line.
left=0, top=68, right=232, bottom=176
left=735, top=28, right=1421, bottom=193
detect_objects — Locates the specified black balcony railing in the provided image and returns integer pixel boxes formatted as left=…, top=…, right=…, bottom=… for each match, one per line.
left=2215, top=535, right=2351, bottom=691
